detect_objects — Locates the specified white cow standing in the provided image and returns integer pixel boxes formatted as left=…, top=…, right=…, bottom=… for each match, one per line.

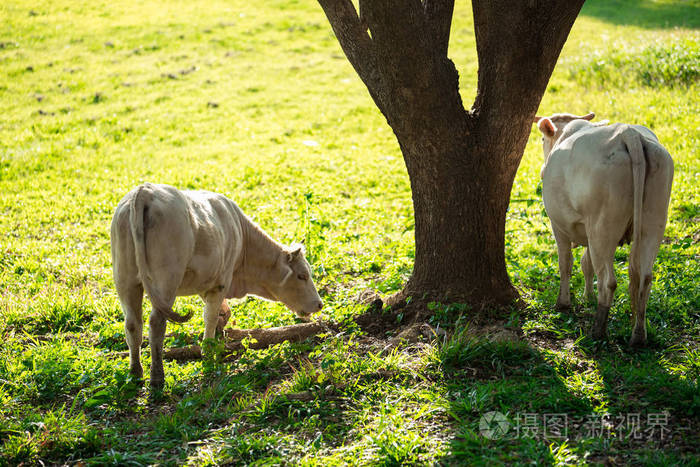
left=534, top=112, right=673, bottom=346
left=111, top=183, right=323, bottom=387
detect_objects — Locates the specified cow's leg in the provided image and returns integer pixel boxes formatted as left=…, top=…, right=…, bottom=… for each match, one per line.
left=148, top=308, right=168, bottom=388
left=118, top=282, right=145, bottom=380
left=630, top=270, right=653, bottom=347
left=145, top=270, right=186, bottom=388
left=628, top=258, right=642, bottom=346
left=146, top=281, right=178, bottom=388
left=202, top=291, right=226, bottom=341
left=629, top=230, right=664, bottom=347
left=581, top=248, right=596, bottom=304
left=217, top=300, right=231, bottom=334
left=588, top=240, right=617, bottom=340
left=552, top=227, right=573, bottom=310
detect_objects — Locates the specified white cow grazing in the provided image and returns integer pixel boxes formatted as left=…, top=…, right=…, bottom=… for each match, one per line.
left=534, top=112, right=673, bottom=346
left=111, top=183, right=323, bottom=386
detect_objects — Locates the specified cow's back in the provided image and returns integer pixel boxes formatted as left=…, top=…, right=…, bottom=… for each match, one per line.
left=177, top=189, right=245, bottom=295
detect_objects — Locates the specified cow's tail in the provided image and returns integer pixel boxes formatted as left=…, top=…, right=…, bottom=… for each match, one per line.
left=622, top=127, right=646, bottom=290
left=129, top=184, right=193, bottom=324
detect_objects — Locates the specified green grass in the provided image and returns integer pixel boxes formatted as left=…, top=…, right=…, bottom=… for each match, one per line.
left=568, top=36, right=699, bottom=88
left=1, top=0, right=699, bottom=464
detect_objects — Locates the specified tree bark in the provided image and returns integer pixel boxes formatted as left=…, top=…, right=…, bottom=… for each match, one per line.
left=318, top=0, right=585, bottom=308
left=401, top=133, right=518, bottom=305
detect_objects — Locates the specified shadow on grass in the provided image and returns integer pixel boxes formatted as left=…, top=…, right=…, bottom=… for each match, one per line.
left=102, top=346, right=366, bottom=464
left=435, top=332, right=592, bottom=464
left=15, top=318, right=695, bottom=464
left=580, top=0, right=700, bottom=29
left=592, top=345, right=700, bottom=458
left=436, top=326, right=699, bottom=464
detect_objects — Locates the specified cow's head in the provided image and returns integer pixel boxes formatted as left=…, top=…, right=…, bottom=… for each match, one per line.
left=534, top=112, right=595, bottom=157
left=268, top=244, right=323, bottom=320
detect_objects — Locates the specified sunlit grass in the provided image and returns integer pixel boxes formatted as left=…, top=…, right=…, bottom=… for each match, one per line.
left=0, top=0, right=698, bottom=464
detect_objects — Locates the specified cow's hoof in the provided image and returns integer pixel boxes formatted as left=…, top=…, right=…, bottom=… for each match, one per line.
left=629, top=334, right=647, bottom=348
left=129, top=368, right=144, bottom=381
left=591, top=320, right=608, bottom=340
left=149, top=370, right=165, bottom=389
left=150, top=378, right=165, bottom=389
left=129, top=374, right=145, bottom=387
left=591, top=305, right=610, bottom=340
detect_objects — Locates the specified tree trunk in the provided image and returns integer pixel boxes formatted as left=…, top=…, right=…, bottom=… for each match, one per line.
left=318, top=0, right=585, bottom=309
left=401, top=131, right=518, bottom=306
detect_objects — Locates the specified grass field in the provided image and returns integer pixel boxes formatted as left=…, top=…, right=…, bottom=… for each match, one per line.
left=1, top=0, right=698, bottom=464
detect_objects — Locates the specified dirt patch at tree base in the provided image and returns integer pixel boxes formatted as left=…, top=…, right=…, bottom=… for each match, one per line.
left=352, top=288, right=524, bottom=341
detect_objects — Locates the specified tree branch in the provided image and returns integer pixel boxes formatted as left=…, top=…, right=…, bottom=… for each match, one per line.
left=360, top=0, right=435, bottom=81
left=109, top=322, right=329, bottom=362
left=424, top=0, right=455, bottom=57
left=221, top=322, right=327, bottom=348
left=472, top=0, right=585, bottom=121
left=317, top=0, right=385, bottom=110
left=161, top=322, right=328, bottom=361
left=468, top=0, right=585, bottom=186
left=361, top=0, right=426, bottom=47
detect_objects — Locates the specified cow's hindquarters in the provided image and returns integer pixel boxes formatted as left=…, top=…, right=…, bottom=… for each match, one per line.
left=113, top=184, right=198, bottom=387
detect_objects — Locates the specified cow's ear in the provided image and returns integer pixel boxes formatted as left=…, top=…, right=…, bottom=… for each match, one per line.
left=287, top=245, right=304, bottom=263
left=538, top=118, right=557, bottom=137
left=581, top=112, right=595, bottom=121
left=534, top=115, right=542, bottom=123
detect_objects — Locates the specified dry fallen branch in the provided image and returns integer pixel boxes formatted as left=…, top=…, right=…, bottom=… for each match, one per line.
left=161, top=321, right=329, bottom=361
left=109, top=321, right=330, bottom=361
left=222, top=321, right=327, bottom=348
